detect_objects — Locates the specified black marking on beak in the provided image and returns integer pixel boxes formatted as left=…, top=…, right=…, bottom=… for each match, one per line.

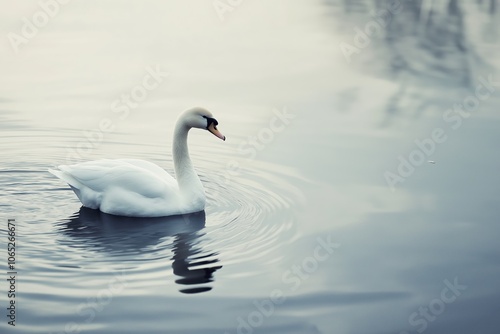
left=203, top=116, right=218, bottom=130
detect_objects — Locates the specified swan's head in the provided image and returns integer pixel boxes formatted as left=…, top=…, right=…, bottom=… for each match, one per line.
left=183, top=107, right=226, bottom=141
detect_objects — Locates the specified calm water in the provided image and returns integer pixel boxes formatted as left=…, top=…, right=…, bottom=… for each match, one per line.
left=1, top=0, right=500, bottom=333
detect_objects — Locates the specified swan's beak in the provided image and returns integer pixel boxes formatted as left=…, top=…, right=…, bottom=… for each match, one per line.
left=208, top=123, right=226, bottom=141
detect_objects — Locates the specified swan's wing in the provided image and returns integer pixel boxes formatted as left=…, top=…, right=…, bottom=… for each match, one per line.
left=52, top=159, right=176, bottom=199
left=117, top=159, right=177, bottom=188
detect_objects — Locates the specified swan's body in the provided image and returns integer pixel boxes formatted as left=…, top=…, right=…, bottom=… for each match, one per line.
left=49, top=107, right=225, bottom=217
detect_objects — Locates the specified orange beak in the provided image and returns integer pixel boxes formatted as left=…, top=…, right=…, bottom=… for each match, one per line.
left=208, top=122, right=226, bottom=141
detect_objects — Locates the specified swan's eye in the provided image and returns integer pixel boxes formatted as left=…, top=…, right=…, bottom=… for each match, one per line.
left=203, top=116, right=218, bottom=129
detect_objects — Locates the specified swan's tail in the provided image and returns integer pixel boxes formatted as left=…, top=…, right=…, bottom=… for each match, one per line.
left=49, top=166, right=85, bottom=203
left=48, top=166, right=82, bottom=190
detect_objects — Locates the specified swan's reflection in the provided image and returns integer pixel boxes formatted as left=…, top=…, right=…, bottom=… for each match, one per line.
left=57, top=207, right=222, bottom=294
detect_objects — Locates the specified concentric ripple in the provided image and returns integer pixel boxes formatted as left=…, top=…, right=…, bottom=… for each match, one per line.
left=1, top=133, right=306, bottom=296
left=201, top=159, right=304, bottom=266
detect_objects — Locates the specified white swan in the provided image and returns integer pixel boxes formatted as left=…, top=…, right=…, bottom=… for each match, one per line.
left=49, top=107, right=225, bottom=217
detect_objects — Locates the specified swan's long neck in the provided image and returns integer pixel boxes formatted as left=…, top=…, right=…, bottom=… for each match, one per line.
left=172, top=120, right=204, bottom=197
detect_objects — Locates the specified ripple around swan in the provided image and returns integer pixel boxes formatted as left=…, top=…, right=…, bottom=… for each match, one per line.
left=201, top=147, right=304, bottom=250
left=1, top=136, right=306, bottom=295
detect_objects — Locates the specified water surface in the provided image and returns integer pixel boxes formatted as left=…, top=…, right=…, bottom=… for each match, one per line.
left=1, top=1, right=500, bottom=333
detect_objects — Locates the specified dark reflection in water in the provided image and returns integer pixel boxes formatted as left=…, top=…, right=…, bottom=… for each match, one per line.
left=171, top=232, right=222, bottom=294
left=327, top=0, right=499, bottom=123
left=56, top=207, right=222, bottom=294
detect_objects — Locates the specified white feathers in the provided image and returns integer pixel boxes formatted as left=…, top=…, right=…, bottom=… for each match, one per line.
left=49, top=108, right=222, bottom=217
